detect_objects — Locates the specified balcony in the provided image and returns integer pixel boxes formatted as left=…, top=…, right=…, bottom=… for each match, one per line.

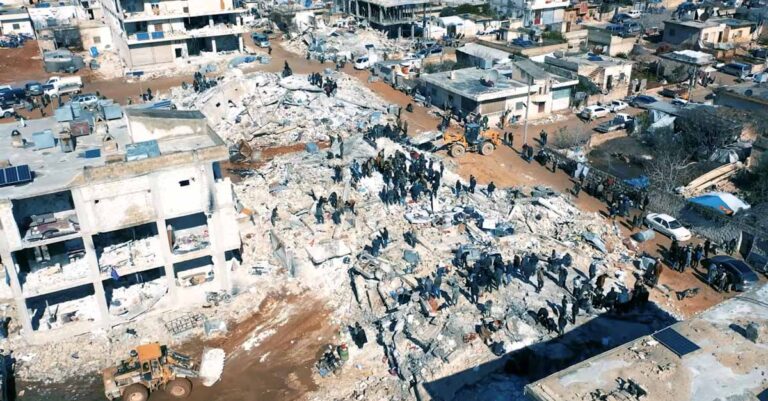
left=527, top=0, right=570, bottom=10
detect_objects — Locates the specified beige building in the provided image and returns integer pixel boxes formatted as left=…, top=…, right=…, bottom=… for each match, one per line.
left=544, top=53, right=633, bottom=103
left=662, top=18, right=759, bottom=46
left=99, top=0, right=248, bottom=70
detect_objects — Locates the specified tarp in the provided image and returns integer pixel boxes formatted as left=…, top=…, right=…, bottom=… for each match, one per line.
left=689, top=192, right=751, bottom=215
left=624, top=176, right=649, bottom=189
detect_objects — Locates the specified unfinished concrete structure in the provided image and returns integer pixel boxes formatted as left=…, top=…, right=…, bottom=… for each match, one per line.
left=0, top=109, right=241, bottom=340
left=99, top=0, right=247, bottom=69
left=544, top=53, right=633, bottom=104
left=339, top=0, right=436, bottom=38
left=525, top=283, right=768, bottom=400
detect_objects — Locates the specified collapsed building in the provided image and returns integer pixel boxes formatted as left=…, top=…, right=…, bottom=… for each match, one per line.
left=0, top=108, right=241, bottom=340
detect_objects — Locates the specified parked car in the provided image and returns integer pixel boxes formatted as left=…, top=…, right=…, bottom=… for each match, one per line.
left=606, top=99, right=628, bottom=112
left=627, top=9, right=642, bottom=18
left=702, top=256, right=759, bottom=292
left=354, top=55, right=373, bottom=70
left=579, top=105, right=610, bottom=120
left=644, top=213, right=691, bottom=241
left=621, top=22, right=642, bottom=37
left=0, top=103, right=15, bottom=118
left=0, top=87, right=26, bottom=105
left=671, top=98, right=689, bottom=106
left=72, top=93, right=99, bottom=108
left=251, top=32, right=270, bottom=48
left=628, top=95, right=658, bottom=108
left=25, top=81, right=44, bottom=96
left=659, top=86, right=689, bottom=98
left=605, top=25, right=624, bottom=35
left=595, top=113, right=634, bottom=133
left=511, top=38, right=535, bottom=47
left=611, top=13, right=632, bottom=23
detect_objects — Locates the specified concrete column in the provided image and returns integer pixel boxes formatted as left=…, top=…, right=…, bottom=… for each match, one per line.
left=201, top=164, right=231, bottom=293
left=238, top=35, right=244, bottom=52
left=70, top=190, right=109, bottom=328
left=208, top=16, right=214, bottom=28
left=368, top=4, right=372, bottom=19
left=411, top=23, right=415, bottom=38
left=81, top=234, right=110, bottom=329
left=211, top=37, right=217, bottom=54
left=0, top=249, right=33, bottom=335
left=149, top=178, right=179, bottom=305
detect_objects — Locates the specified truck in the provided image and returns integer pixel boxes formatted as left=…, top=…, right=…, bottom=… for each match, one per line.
left=595, top=113, right=634, bottom=133
left=46, top=76, right=83, bottom=88
left=0, top=103, right=15, bottom=119
left=44, top=81, right=82, bottom=98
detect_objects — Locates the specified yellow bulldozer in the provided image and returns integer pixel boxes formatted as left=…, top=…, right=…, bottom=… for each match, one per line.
left=443, top=123, right=502, bottom=157
left=103, top=343, right=198, bottom=401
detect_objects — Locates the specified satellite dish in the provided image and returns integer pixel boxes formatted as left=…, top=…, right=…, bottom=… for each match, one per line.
left=481, top=70, right=500, bottom=87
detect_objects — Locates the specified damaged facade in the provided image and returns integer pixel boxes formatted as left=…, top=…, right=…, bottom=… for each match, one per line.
left=0, top=109, right=241, bottom=340
left=99, top=0, right=248, bottom=69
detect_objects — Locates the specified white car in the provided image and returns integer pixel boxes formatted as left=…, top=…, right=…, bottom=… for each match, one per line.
left=645, top=213, right=692, bottom=241
left=607, top=100, right=628, bottom=112
left=671, top=98, right=689, bottom=106
left=627, top=9, right=642, bottom=18
left=580, top=105, right=610, bottom=120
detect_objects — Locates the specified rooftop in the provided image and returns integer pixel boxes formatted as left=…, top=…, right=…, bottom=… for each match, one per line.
left=456, top=42, right=513, bottom=63
left=716, top=82, right=768, bottom=105
left=0, top=108, right=226, bottom=200
left=420, top=67, right=530, bottom=101
left=544, top=53, right=633, bottom=69
left=525, top=283, right=768, bottom=401
left=664, top=18, right=723, bottom=28
left=661, top=49, right=715, bottom=65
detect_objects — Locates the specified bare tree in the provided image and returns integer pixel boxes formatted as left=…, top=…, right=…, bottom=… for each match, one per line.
left=644, top=132, right=690, bottom=192
left=675, top=107, right=742, bottom=156
left=551, top=126, right=591, bottom=149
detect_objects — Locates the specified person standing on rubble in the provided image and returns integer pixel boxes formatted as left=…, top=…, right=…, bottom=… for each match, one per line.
left=588, top=261, right=598, bottom=280
left=469, top=175, right=477, bottom=194
left=557, top=311, right=567, bottom=335
left=536, top=267, right=545, bottom=293
left=571, top=301, right=579, bottom=324
left=469, top=276, right=480, bottom=304
left=539, top=130, right=548, bottom=147
left=704, top=239, right=712, bottom=259
left=315, top=202, right=324, bottom=224
left=450, top=280, right=461, bottom=306
left=486, top=182, right=496, bottom=197
left=558, top=266, right=568, bottom=289
left=271, top=207, right=279, bottom=226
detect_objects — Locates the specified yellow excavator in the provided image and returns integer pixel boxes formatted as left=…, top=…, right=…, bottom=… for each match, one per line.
left=442, top=123, right=502, bottom=157
left=103, top=343, right=199, bottom=401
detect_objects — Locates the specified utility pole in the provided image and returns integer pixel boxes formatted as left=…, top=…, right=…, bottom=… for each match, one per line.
left=523, top=74, right=532, bottom=145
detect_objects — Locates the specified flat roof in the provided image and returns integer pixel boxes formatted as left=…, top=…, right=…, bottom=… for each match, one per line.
left=420, top=67, right=530, bottom=102
left=526, top=283, right=768, bottom=400
left=456, top=43, right=512, bottom=63
left=545, top=53, right=633, bottom=68
left=0, top=108, right=225, bottom=200
left=664, top=18, right=723, bottom=29
left=717, top=82, right=768, bottom=104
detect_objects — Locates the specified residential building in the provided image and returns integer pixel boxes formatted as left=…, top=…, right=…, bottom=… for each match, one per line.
left=662, top=18, right=760, bottom=46
left=715, top=82, right=768, bottom=112
left=525, top=283, right=768, bottom=400
left=0, top=6, right=34, bottom=36
left=585, top=26, right=637, bottom=56
left=98, top=0, right=248, bottom=70
left=0, top=109, right=242, bottom=341
left=544, top=53, right=633, bottom=103
left=491, top=0, right=569, bottom=27
left=419, top=61, right=577, bottom=125
left=339, top=0, right=438, bottom=38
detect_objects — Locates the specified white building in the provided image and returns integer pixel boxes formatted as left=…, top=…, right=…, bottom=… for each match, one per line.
left=98, top=0, right=248, bottom=70
left=491, top=0, right=569, bottom=27
left=0, top=7, right=34, bottom=37
left=0, top=109, right=242, bottom=341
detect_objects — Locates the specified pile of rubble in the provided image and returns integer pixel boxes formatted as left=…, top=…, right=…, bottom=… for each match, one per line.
left=232, top=128, right=650, bottom=399
left=283, top=26, right=412, bottom=61
left=169, top=70, right=391, bottom=149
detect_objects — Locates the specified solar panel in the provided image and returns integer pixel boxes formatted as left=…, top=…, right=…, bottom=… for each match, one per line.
left=652, top=327, right=700, bottom=357
left=17, top=165, right=31, bottom=181
left=757, top=388, right=768, bottom=401
left=5, top=166, right=18, bottom=182
left=0, top=165, right=33, bottom=187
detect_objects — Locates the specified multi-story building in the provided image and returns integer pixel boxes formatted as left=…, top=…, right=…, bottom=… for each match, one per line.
left=99, top=0, right=248, bottom=70
left=544, top=53, right=633, bottom=104
left=491, top=0, right=569, bottom=28
left=339, top=0, right=438, bottom=38
left=0, top=109, right=242, bottom=341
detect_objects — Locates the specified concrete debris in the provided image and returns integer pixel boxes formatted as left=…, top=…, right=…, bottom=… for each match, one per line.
left=283, top=26, right=411, bottom=62
left=169, top=70, right=390, bottom=149
left=198, top=347, right=226, bottom=387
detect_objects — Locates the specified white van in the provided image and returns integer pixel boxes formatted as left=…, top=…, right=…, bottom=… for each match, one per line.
left=354, top=53, right=379, bottom=70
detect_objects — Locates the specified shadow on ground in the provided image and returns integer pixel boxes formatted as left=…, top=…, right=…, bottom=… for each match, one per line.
left=422, top=301, right=678, bottom=401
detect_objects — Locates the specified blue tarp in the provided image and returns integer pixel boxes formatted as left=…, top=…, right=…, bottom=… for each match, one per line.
left=689, top=192, right=751, bottom=215
left=32, top=130, right=55, bottom=150
left=126, top=140, right=161, bottom=161
left=625, top=176, right=649, bottom=189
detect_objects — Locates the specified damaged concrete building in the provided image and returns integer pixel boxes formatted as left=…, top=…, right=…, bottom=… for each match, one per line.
left=0, top=109, right=241, bottom=340
left=99, top=0, right=248, bottom=70
left=338, top=0, right=437, bottom=38
left=525, top=283, right=768, bottom=400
